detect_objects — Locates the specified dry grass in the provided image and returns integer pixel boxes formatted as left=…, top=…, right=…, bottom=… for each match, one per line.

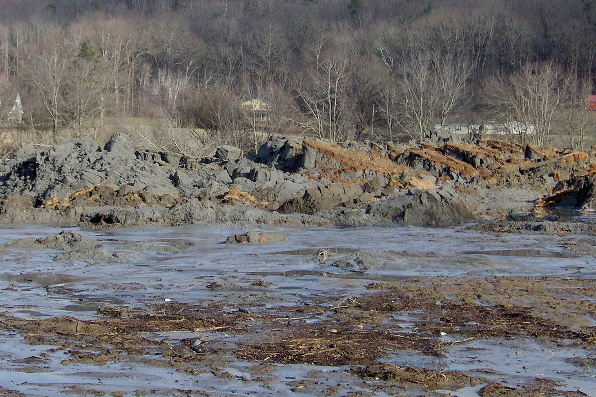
left=221, top=185, right=269, bottom=209
left=41, top=185, right=179, bottom=209
left=409, top=146, right=479, bottom=178
left=445, top=142, right=511, bottom=161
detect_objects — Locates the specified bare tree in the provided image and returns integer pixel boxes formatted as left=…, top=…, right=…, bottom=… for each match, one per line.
left=62, top=51, right=112, bottom=138
left=295, top=54, right=351, bottom=142
left=397, top=51, right=472, bottom=139
left=380, top=81, right=400, bottom=140
left=70, top=16, right=147, bottom=116
left=20, top=29, right=75, bottom=132
left=485, top=62, right=563, bottom=145
left=561, top=73, right=591, bottom=148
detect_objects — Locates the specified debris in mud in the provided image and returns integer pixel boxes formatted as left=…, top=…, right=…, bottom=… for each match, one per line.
left=205, top=279, right=242, bottom=290
left=0, top=269, right=594, bottom=395
left=0, top=387, right=26, bottom=397
left=479, top=380, right=588, bottom=397
left=96, top=305, right=136, bottom=319
left=356, top=363, right=484, bottom=390
left=235, top=327, right=405, bottom=366
left=1, top=273, right=85, bottom=288
left=315, top=249, right=329, bottom=263
left=566, top=356, right=596, bottom=369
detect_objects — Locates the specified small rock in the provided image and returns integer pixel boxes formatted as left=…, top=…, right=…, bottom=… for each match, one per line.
left=224, top=231, right=287, bottom=244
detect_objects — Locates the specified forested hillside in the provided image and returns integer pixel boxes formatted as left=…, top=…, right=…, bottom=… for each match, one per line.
left=0, top=0, right=594, bottom=150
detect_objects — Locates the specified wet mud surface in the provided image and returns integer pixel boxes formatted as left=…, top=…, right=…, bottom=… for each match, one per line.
left=0, top=226, right=594, bottom=396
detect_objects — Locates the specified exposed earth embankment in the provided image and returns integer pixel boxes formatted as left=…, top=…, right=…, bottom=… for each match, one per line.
left=0, top=132, right=594, bottom=231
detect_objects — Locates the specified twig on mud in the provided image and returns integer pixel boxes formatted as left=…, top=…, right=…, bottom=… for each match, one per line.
left=193, top=326, right=228, bottom=332
left=449, top=336, right=476, bottom=345
left=331, top=297, right=359, bottom=310
left=435, top=336, right=476, bottom=351
left=271, top=316, right=312, bottom=321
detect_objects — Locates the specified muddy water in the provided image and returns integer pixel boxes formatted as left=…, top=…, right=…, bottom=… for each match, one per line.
left=0, top=225, right=594, bottom=396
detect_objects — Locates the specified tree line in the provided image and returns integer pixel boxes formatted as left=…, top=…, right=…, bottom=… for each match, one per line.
left=0, top=0, right=594, bottom=149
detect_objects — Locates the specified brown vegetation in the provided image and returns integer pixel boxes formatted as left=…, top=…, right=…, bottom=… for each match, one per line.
left=0, top=0, right=594, bottom=151
left=1, top=274, right=593, bottom=394
left=41, top=185, right=179, bottom=209
left=221, top=185, right=269, bottom=209
left=303, top=139, right=407, bottom=176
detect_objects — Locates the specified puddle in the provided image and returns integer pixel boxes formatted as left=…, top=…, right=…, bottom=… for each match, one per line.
left=445, top=338, right=596, bottom=392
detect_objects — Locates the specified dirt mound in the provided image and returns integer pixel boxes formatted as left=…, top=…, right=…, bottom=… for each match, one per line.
left=0, top=134, right=180, bottom=201
left=6, top=230, right=101, bottom=251
left=0, top=133, right=592, bottom=229
left=4, top=230, right=122, bottom=262
left=357, top=363, right=483, bottom=390
left=479, top=380, right=586, bottom=397
left=473, top=215, right=596, bottom=235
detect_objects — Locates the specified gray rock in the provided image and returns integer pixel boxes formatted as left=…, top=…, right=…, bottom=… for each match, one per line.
left=541, top=174, right=596, bottom=211
left=171, top=170, right=193, bottom=189
left=104, top=132, right=137, bottom=161
left=279, top=182, right=364, bottom=215
left=299, top=144, right=340, bottom=171
left=366, top=187, right=477, bottom=227
left=215, top=169, right=233, bottom=184
left=254, top=137, right=303, bottom=171
left=300, top=145, right=318, bottom=170
left=215, top=145, right=242, bottom=162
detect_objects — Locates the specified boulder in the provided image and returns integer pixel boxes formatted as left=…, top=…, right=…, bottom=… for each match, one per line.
left=254, top=137, right=303, bottom=171
left=366, top=187, right=477, bottom=227
left=537, top=174, right=596, bottom=211
left=278, top=182, right=364, bottom=215
left=215, top=145, right=242, bottom=163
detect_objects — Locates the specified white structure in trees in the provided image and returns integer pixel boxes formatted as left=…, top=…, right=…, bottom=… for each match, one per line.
left=434, top=122, right=536, bottom=136
left=241, top=99, right=271, bottom=121
left=7, top=93, right=23, bottom=124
